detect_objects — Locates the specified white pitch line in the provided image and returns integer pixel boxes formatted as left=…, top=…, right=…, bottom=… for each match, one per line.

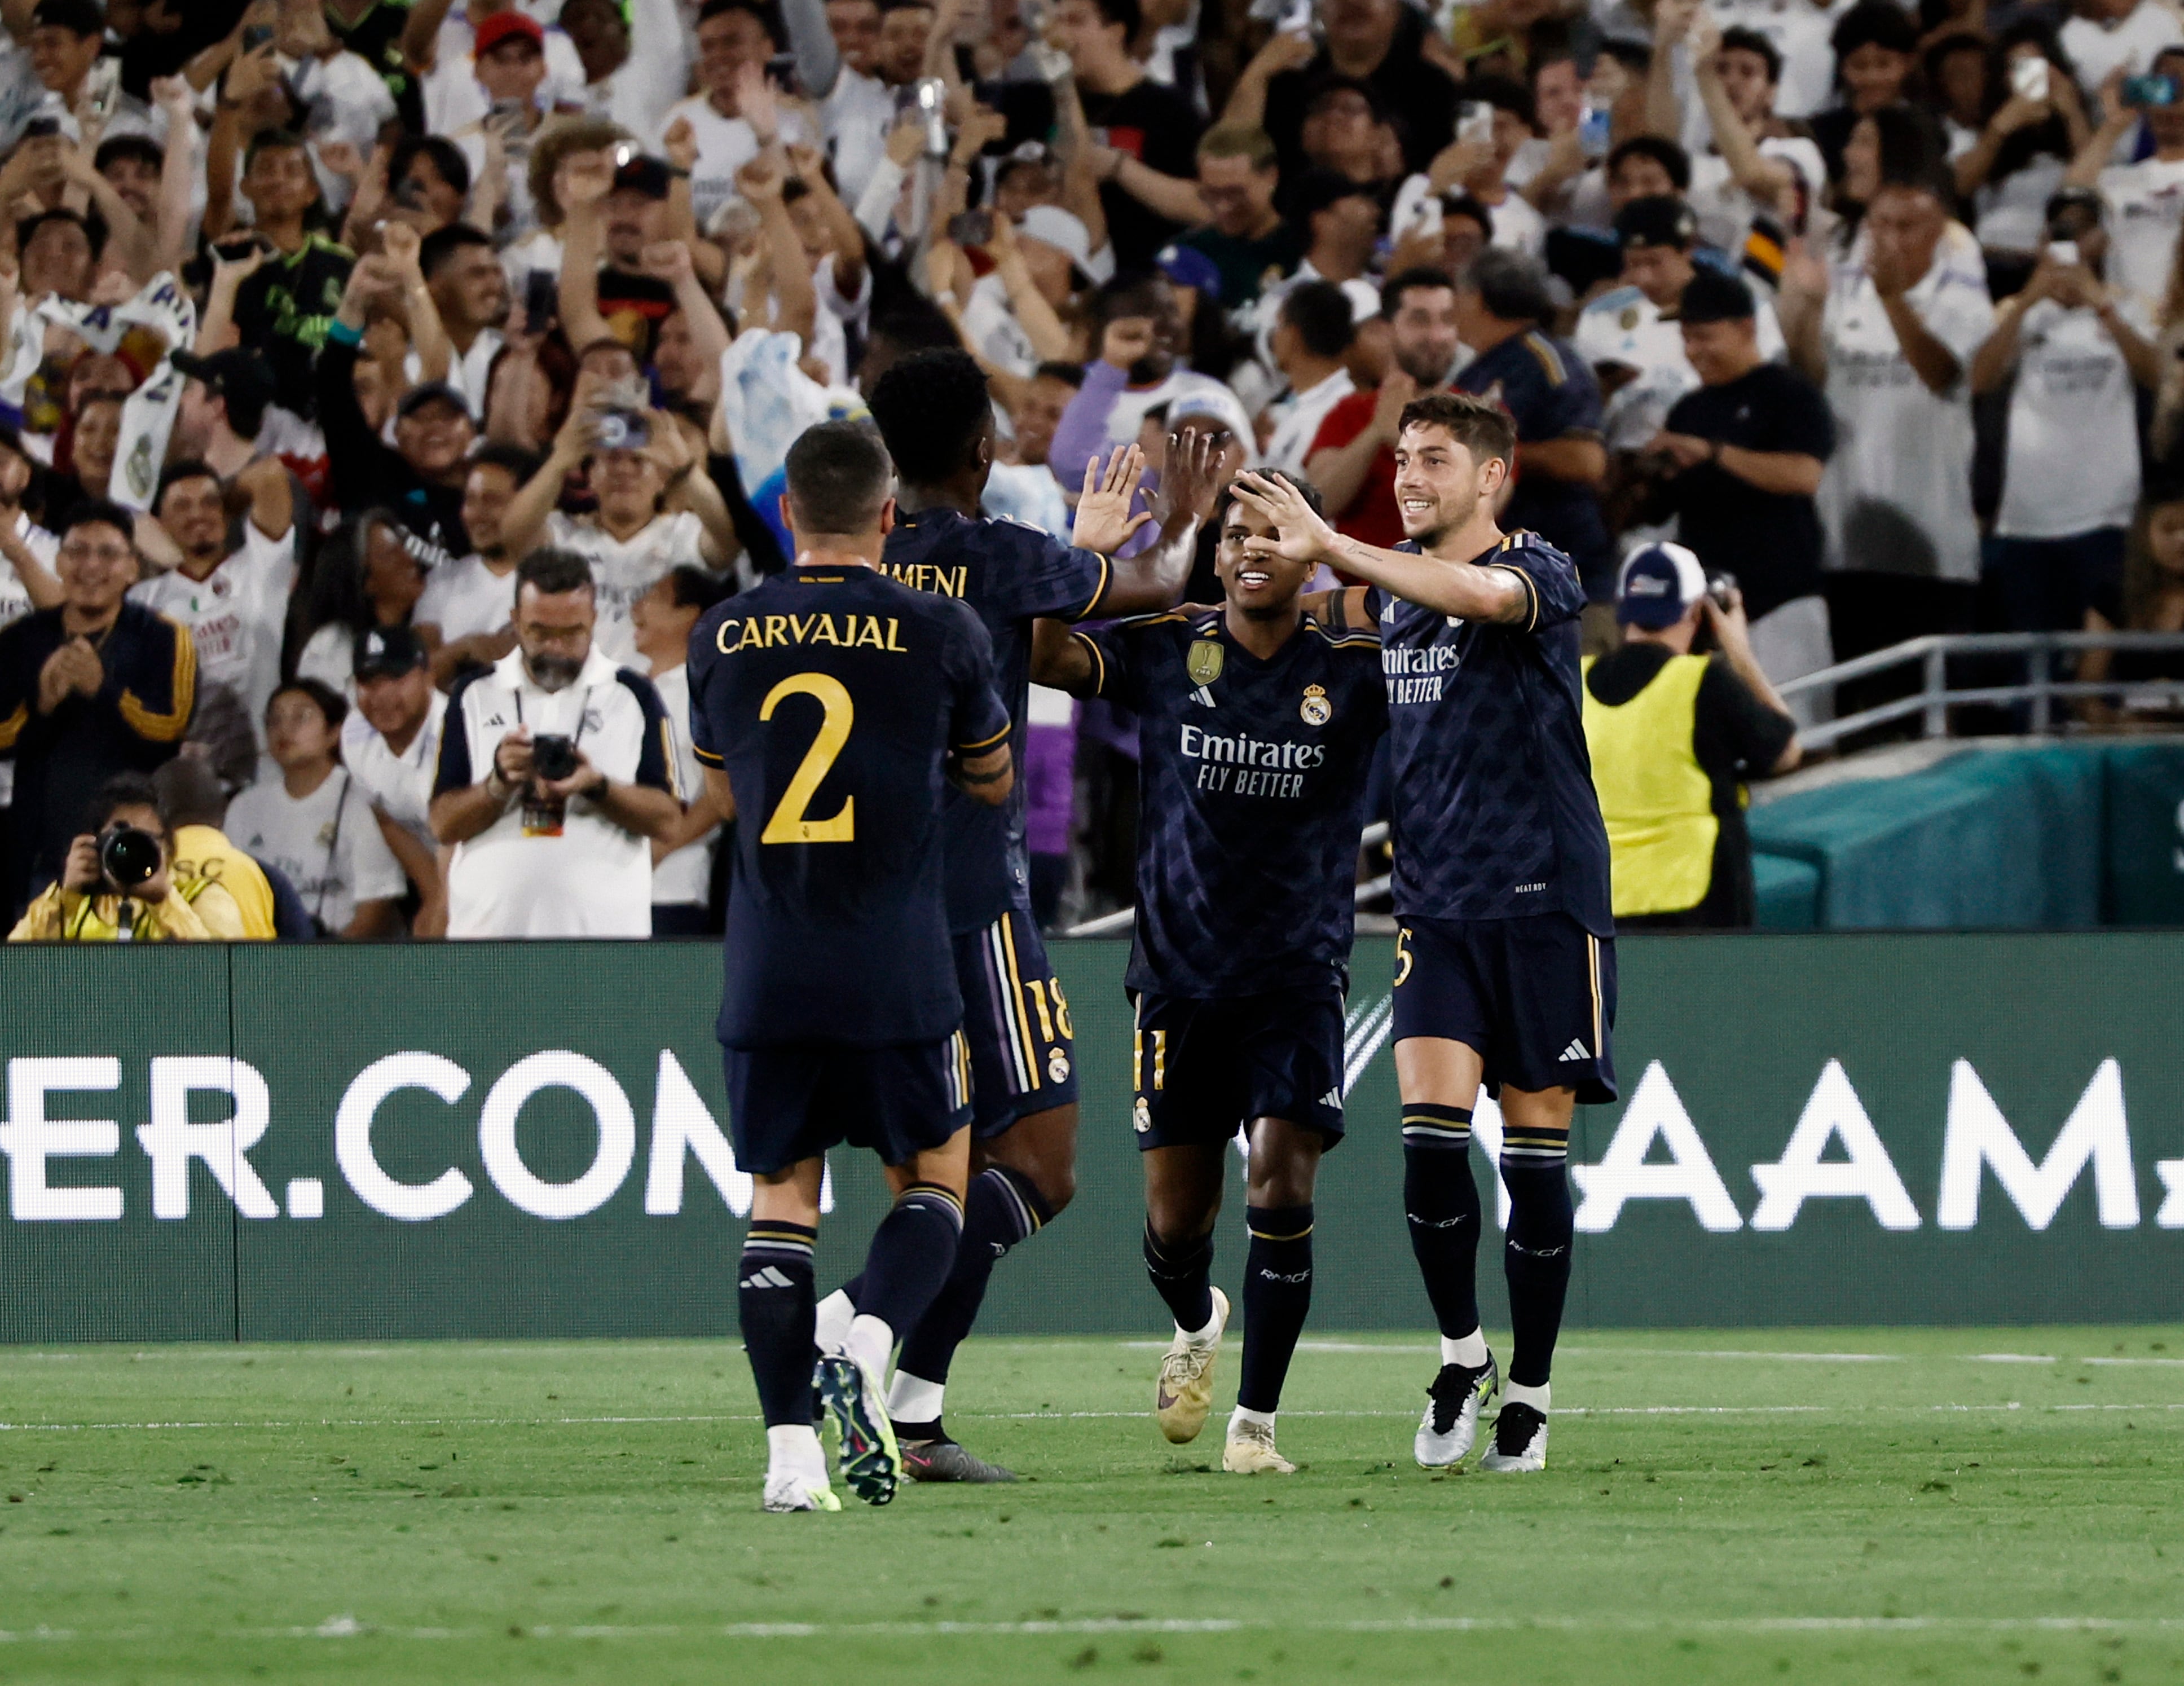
left=10, top=1614, right=2184, bottom=1645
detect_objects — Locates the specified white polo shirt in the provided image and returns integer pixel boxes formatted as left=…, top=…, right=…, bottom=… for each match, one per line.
left=342, top=689, right=450, bottom=854
left=433, top=645, right=677, bottom=937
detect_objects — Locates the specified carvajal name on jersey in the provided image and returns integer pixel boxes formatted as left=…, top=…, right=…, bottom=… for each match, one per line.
left=1383, top=642, right=1462, bottom=704
left=1178, top=721, right=1327, bottom=796
left=713, top=613, right=910, bottom=653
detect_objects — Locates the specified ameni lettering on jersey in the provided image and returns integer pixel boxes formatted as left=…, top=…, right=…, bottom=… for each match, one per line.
left=714, top=613, right=909, bottom=654
left=875, top=560, right=969, bottom=598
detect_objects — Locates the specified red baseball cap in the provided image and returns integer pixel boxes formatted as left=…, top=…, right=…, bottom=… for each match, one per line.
left=474, top=10, right=545, bottom=56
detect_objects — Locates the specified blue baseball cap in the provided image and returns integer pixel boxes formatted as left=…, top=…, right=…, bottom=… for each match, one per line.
left=1615, top=541, right=1706, bottom=630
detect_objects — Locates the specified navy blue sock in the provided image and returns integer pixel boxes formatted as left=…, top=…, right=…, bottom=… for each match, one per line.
left=737, top=1221, right=817, bottom=1428
left=1402, top=1104, right=1481, bottom=1341
left=896, top=1166, right=1053, bottom=1394
left=1238, top=1204, right=1313, bottom=1414
left=853, top=1183, right=965, bottom=1344
left=1500, top=1125, right=1574, bottom=1389
left=1143, top=1223, right=1214, bottom=1332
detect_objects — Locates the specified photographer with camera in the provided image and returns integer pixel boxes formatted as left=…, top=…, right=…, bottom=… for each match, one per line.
left=7, top=772, right=243, bottom=941
left=497, top=369, right=739, bottom=664
left=1580, top=543, right=1802, bottom=932
left=428, top=547, right=681, bottom=937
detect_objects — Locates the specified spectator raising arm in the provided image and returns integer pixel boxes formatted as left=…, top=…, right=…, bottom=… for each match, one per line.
left=556, top=148, right=618, bottom=352
left=193, top=241, right=269, bottom=354
left=650, top=407, right=741, bottom=566
left=1689, top=13, right=1796, bottom=208
left=738, top=151, right=816, bottom=346
left=1307, top=369, right=1417, bottom=515
left=150, top=78, right=199, bottom=278
left=1644, top=0, right=1700, bottom=143
left=1087, top=144, right=1208, bottom=226
left=2066, top=70, right=2136, bottom=191
left=382, top=222, right=455, bottom=389
left=499, top=381, right=600, bottom=564
left=641, top=239, right=732, bottom=372
left=1218, top=29, right=1315, bottom=134
left=785, top=141, right=870, bottom=305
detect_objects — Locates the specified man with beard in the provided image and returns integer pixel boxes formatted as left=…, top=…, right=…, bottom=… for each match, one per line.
left=1305, top=269, right=1465, bottom=548
left=417, top=444, right=539, bottom=687
left=429, top=547, right=679, bottom=936
left=1231, top=390, right=1614, bottom=1478
left=1048, top=274, right=1253, bottom=492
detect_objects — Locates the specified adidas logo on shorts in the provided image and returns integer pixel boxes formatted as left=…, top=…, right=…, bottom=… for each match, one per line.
left=1557, top=1039, right=1589, bottom=1063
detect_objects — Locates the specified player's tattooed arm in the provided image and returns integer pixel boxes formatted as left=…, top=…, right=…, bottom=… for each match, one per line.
left=1029, top=616, right=1101, bottom=697
left=1231, top=472, right=1530, bottom=624
left=1298, top=586, right=1373, bottom=631
left=947, top=743, right=1015, bottom=805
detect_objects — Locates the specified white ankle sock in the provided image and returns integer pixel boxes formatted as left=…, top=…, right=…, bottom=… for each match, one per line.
left=1179, top=1306, right=1222, bottom=1346
left=847, top=1313, right=895, bottom=1386
left=887, top=1371, right=944, bottom=1424
left=1504, top=1380, right=1550, bottom=1414
left=767, top=1423, right=827, bottom=1481
left=813, top=1288, right=856, bottom=1354
left=1441, top=1328, right=1490, bottom=1368
left=1228, top=1405, right=1275, bottom=1436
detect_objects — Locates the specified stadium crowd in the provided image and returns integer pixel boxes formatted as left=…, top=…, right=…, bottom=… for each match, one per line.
left=7, top=0, right=2184, bottom=939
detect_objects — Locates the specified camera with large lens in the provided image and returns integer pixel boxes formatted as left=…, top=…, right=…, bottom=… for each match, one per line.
left=97, top=825, right=161, bottom=890
left=531, top=734, right=579, bottom=782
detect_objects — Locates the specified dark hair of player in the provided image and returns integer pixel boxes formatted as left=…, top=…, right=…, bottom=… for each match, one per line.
left=1279, top=279, right=1355, bottom=360
left=866, top=349, right=989, bottom=486
left=1212, top=472, right=1324, bottom=530
left=1397, top=391, right=1518, bottom=467
left=1381, top=266, right=1458, bottom=319
left=517, top=547, right=596, bottom=599
left=783, top=420, right=894, bottom=539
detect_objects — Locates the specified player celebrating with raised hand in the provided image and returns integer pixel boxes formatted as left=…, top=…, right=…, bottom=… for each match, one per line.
left=1230, top=393, right=1615, bottom=1476
left=686, top=421, right=1015, bottom=1514
left=1032, top=479, right=1385, bottom=1475
left=809, top=349, right=1219, bottom=1485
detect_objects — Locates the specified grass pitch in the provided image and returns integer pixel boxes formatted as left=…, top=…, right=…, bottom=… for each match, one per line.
left=1, top=1328, right=2181, bottom=1683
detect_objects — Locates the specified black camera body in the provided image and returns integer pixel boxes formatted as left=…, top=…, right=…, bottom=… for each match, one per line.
left=531, top=734, right=580, bottom=783
left=97, top=825, right=161, bottom=890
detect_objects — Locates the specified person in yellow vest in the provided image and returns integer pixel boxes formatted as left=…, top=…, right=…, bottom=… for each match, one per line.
left=1582, top=543, right=1802, bottom=928
left=153, top=754, right=279, bottom=939
left=7, top=772, right=240, bottom=941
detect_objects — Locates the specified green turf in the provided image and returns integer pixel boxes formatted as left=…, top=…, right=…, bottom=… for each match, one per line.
left=1, top=1328, right=2181, bottom=1683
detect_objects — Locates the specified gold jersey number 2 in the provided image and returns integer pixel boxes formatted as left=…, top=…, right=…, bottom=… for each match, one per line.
left=759, top=672, right=856, bottom=843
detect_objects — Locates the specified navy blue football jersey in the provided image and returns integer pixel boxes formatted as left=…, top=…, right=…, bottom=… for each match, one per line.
left=880, top=508, right=1111, bottom=932
left=1077, top=607, right=1386, bottom=998
left=1454, top=330, right=1613, bottom=591
left=688, top=565, right=1012, bottom=1048
left=1368, top=532, right=1613, bottom=937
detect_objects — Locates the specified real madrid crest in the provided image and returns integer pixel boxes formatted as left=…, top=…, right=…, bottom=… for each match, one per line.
left=1619, top=306, right=1639, bottom=330
left=1186, top=638, right=1224, bottom=687
left=1300, top=684, right=1331, bottom=726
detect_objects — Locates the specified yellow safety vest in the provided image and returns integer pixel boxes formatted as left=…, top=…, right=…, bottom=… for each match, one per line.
left=1581, top=652, right=1719, bottom=918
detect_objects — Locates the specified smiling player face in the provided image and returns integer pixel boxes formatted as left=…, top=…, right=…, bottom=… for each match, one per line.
left=1214, top=498, right=1312, bottom=620
left=1392, top=422, right=1502, bottom=549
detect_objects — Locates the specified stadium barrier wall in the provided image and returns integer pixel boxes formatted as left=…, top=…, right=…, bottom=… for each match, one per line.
left=2, top=933, right=2182, bottom=1342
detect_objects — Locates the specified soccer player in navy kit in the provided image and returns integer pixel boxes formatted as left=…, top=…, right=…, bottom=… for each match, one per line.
left=810, top=350, right=1218, bottom=1483
left=686, top=422, right=1015, bottom=1514
left=1232, top=391, right=1615, bottom=1474
left=1033, top=480, right=1385, bottom=1475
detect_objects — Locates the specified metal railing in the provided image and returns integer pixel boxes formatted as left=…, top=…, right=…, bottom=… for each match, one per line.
left=1063, top=821, right=1390, bottom=938
left=1060, top=631, right=2184, bottom=937
left=1778, top=630, right=2184, bottom=752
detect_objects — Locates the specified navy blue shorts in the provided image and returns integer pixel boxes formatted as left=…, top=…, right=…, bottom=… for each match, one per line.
left=952, top=907, right=1080, bottom=1138
left=1130, top=985, right=1347, bottom=1151
left=1390, top=913, right=1617, bottom=1104
left=723, top=1033, right=973, bottom=1176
